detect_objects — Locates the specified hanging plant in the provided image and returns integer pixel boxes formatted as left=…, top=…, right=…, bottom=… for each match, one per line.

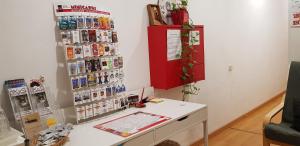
left=180, top=22, right=200, bottom=101
left=170, top=0, right=189, bottom=25
left=170, top=0, right=200, bottom=101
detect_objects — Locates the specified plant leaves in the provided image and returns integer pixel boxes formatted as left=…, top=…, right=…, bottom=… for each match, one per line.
left=188, top=63, right=194, bottom=68
left=182, top=66, right=188, bottom=73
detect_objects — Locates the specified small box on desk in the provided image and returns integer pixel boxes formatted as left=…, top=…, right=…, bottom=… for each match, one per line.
left=147, top=25, right=205, bottom=89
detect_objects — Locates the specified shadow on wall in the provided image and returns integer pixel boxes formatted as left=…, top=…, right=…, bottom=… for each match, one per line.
left=53, top=12, right=73, bottom=108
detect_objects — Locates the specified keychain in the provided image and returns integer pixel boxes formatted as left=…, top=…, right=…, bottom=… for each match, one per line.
left=85, top=16, right=92, bottom=28
left=79, top=75, right=88, bottom=88
left=77, top=16, right=85, bottom=28
left=77, top=60, right=86, bottom=74
left=68, top=16, right=77, bottom=29
left=59, top=16, right=69, bottom=30
left=74, top=45, right=83, bottom=59
left=88, top=30, right=96, bottom=42
left=66, top=46, right=74, bottom=60
left=71, top=77, right=79, bottom=90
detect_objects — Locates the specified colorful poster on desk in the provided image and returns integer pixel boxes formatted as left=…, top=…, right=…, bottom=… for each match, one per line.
left=94, top=111, right=171, bottom=137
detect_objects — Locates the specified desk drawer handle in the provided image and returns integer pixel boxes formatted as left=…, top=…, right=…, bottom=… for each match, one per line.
left=177, top=116, right=189, bottom=121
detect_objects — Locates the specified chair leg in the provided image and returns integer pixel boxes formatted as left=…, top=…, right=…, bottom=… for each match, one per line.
left=263, top=135, right=270, bottom=146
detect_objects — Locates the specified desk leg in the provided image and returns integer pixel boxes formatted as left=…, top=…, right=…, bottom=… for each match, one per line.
left=203, top=120, right=208, bottom=146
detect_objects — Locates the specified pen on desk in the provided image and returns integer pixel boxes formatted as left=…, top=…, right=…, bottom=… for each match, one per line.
left=140, top=87, right=144, bottom=102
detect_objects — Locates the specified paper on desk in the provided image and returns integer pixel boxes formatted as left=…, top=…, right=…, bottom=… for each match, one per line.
left=167, top=30, right=182, bottom=61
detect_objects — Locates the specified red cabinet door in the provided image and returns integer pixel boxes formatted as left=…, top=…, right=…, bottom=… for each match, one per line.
left=148, top=25, right=205, bottom=89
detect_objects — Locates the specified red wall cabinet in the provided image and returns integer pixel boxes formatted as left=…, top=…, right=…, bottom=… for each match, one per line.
left=147, top=25, right=205, bottom=89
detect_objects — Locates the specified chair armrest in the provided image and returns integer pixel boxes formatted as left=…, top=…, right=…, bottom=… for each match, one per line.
left=263, top=94, right=285, bottom=128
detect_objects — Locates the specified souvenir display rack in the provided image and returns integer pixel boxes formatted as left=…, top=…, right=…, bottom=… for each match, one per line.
left=4, top=78, right=52, bottom=119
left=54, top=3, right=128, bottom=124
left=4, top=77, right=53, bottom=139
left=5, top=79, right=33, bottom=120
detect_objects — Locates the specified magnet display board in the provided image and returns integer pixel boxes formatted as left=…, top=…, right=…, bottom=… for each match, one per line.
left=53, top=2, right=128, bottom=124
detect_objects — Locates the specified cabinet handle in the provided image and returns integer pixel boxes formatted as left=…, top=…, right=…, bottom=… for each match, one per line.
left=177, top=116, right=189, bottom=121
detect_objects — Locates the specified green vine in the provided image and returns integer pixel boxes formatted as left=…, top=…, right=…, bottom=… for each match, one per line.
left=172, top=0, right=188, bottom=10
left=170, top=0, right=200, bottom=101
left=180, top=18, right=200, bottom=101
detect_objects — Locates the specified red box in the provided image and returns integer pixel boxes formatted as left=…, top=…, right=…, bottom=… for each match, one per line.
left=147, top=25, right=205, bottom=89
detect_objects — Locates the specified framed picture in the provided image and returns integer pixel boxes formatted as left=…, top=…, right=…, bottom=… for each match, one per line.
left=147, top=4, right=164, bottom=25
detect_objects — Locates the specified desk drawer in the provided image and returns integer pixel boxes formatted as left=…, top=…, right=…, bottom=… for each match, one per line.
left=123, top=131, right=154, bottom=146
left=155, top=109, right=206, bottom=143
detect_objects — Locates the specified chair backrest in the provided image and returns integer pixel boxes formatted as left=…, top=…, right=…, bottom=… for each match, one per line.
left=282, top=61, right=300, bottom=123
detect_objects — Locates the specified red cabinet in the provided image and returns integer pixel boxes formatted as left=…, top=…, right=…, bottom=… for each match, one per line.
left=147, top=25, right=205, bottom=89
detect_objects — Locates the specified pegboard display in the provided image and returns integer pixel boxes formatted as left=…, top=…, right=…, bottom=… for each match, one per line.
left=54, top=3, right=128, bottom=123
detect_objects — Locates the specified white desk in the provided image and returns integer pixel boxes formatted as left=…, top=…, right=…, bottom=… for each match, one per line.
left=65, top=98, right=208, bottom=146
left=0, top=128, right=24, bottom=146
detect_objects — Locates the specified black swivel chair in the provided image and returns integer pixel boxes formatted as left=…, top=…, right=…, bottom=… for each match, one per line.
left=263, top=61, right=300, bottom=146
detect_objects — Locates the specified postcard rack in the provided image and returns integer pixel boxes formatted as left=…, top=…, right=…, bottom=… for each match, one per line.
left=54, top=3, right=128, bottom=124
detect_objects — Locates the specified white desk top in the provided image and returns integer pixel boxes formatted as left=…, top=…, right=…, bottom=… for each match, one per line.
left=65, top=98, right=207, bottom=146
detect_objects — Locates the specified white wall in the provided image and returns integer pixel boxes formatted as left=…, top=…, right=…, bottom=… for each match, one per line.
left=289, top=0, right=300, bottom=61
left=0, top=0, right=288, bottom=145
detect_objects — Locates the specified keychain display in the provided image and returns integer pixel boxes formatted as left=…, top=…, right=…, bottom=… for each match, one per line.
left=96, top=30, right=102, bottom=42
left=104, top=44, right=110, bottom=56
left=88, top=30, right=97, bottom=42
left=98, top=44, right=105, bottom=56
left=58, top=16, right=69, bottom=30
left=94, top=59, right=101, bottom=71
left=71, top=30, right=80, bottom=44
left=93, top=17, right=100, bottom=28
left=99, top=87, right=106, bottom=99
left=110, top=19, right=114, bottom=29
left=91, top=43, right=99, bottom=57
left=80, top=30, right=89, bottom=43
left=79, top=75, right=88, bottom=88
left=87, top=73, right=97, bottom=87
left=83, top=44, right=92, bottom=58
left=90, top=89, right=99, bottom=101
left=112, top=31, right=118, bottom=43
left=77, top=16, right=85, bottom=29
left=68, top=62, right=77, bottom=75
left=77, top=60, right=86, bottom=74
left=85, top=16, right=93, bottom=28
left=61, top=31, right=71, bottom=45
left=68, top=16, right=77, bottom=29
left=107, top=31, right=112, bottom=43
left=66, top=46, right=74, bottom=60
left=7, top=86, right=32, bottom=120
left=113, top=57, right=119, bottom=69
left=85, top=60, right=92, bottom=73
left=74, top=92, right=82, bottom=105
left=110, top=45, right=116, bottom=56
left=93, top=102, right=101, bottom=116
left=74, top=45, right=83, bottom=59
left=28, top=77, right=52, bottom=116
left=118, top=56, right=123, bottom=68
left=76, top=106, right=85, bottom=120
left=71, top=77, right=80, bottom=90
left=56, top=8, right=127, bottom=123
left=85, top=105, right=93, bottom=118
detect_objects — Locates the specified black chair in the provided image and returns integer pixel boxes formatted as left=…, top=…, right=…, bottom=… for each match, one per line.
left=263, top=61, right=300, bottom=146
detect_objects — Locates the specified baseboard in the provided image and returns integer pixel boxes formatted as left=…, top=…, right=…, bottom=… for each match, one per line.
left=190, top=91, right=286, bottom=146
